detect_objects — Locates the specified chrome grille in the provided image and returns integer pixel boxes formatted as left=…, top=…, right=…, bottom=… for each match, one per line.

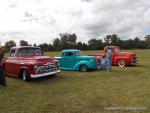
left=37, top=64, right=57, bottom=74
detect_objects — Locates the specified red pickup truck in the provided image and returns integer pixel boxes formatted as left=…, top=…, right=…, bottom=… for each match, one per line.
left=2, top=46, right=60, bottom=81
left=89, top=46, right=138, bottom=67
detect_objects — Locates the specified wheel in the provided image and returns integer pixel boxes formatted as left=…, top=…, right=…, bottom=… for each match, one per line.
left=118, top=60, right=126, bottom=67
left=22, top=69, right=30, bottom=81
left=80, top=65, right=88, bottom=72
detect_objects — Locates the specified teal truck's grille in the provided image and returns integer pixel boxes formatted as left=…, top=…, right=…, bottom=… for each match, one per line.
left=37, top=64, right=57, bottom=74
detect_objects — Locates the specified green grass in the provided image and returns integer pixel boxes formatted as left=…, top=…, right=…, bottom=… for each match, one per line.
left=1, top=50, right=150, bottom=113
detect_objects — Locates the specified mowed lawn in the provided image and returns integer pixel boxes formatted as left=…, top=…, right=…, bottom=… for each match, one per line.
left=0, top=50, right=150, bottom=113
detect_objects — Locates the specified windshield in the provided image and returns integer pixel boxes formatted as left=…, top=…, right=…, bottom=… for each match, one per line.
left=114, top=47, right=121, bottom=52
left=74, top=51, right=81, bottom=56
left=18, top=48, right=42, bottom=56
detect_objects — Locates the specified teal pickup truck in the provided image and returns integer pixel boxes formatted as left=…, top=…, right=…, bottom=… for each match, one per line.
left=55, top=49, right=98, bottom=72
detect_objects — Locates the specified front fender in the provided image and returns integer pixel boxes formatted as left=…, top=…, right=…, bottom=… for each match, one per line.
left=19, top=65, right=34, bottom=76
left=73, top=61, right=94, bottom=70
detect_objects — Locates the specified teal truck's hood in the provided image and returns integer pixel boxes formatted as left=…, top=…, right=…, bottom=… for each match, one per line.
left=54, top=56, right=96, bottom=60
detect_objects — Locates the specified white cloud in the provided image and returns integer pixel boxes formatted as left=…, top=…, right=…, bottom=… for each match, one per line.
left=0, top=0, right=150, bottom=45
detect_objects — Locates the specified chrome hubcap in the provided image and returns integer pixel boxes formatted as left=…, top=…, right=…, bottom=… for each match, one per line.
left=81, top=66, right=87, bottom=72
left=23, top=71, right=26, bottom=80
left=119, top=61, right=125, bottom=67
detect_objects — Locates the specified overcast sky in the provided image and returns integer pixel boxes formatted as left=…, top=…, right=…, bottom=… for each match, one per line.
left=0, top=0, right=150, bottom=45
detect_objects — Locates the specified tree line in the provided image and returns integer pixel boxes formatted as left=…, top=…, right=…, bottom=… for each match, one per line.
left=3, top=33, right=150, bottom=52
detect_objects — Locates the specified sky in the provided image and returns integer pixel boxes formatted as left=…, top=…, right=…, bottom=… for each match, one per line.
left=0, top=0, right=150, bottom=45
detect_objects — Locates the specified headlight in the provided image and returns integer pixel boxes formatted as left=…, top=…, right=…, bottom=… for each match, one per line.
left=33, top=65, right=38, bottom=70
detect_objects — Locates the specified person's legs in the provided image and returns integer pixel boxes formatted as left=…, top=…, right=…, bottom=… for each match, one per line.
left=99, top=64, right=103, bottom=70
left=0, top=68, right=2, bottom=85
left=102, top=64, right=105, bottom=70
left=2, top=71, right=6, bottom=86
left=0, top=68, right=6, bottom=86
left=108, top=58, right=112, bottom=72
left=103, top=63, right=106, bottom=70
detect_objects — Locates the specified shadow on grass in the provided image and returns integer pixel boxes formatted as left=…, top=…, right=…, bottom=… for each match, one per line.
left=126, top=64, right=149, bottom=69
left=6, top=74, right=63, bottom=83
left=30, top=74, right=63, bottom=83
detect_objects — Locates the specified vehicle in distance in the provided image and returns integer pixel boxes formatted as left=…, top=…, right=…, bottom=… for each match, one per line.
left=89, top=46, right=138, bottom=67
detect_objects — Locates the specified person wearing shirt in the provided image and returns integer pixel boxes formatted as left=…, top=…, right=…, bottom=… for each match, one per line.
left=107, top=47, right=112, bottom=72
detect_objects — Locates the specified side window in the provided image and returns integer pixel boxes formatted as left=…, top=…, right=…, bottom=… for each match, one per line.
left=18, top=49, right=24, bottom=56
left=10, top=49, right=16, bottom=57
left=65, top=52, right=73, bottom=56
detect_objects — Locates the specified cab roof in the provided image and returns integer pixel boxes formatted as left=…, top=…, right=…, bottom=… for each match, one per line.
left=62, top=49, right=80, bottom=52
left=11, top=46, right=40, bottom=50
left=104, top=46, right=119, bottom=49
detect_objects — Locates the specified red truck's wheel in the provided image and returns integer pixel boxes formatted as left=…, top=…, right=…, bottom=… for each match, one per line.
left=80, top=65, right=88, bottom=72
left=22, top=69, right=30, bottom=81
left=118, top=60, right=126, bottom=67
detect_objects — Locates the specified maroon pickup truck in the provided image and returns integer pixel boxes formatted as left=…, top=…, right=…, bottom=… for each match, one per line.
left=2, top=46, right=60, bottom=81
left=89, top=46, right=138, bottom=67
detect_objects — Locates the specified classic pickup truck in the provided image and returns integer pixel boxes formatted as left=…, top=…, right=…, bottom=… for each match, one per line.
left=2, top=46, right=60, bottom=81
left=55, top=49, right=98, bottom=72
left=89, top=46, right=138, bottom=67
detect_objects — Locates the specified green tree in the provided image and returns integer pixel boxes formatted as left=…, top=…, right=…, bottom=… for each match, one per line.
left=53, top=38, right=60, bottom=51
left=39, top=43, right=49, bottom=51
left=77, top=42, right=88, bottom=50
left=59, top=33, right=77, bottom=50
left=5, top=40, right=16, bottom=52
left=144, top=35, right=150, bottom=48
left=133, top=37, right=141, bottom=48
left=104, top=35, right=111, bottom=45
left=33, top=43, right=37, bottom=47
left=88, top=38, right=103, bottom=50
left=19, top=40, right=28, bottom=46
left=111, top=34, right=121, bottom=46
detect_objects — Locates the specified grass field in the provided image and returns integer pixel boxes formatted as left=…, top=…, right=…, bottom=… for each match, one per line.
left=0, top=50, right=150, bottom=113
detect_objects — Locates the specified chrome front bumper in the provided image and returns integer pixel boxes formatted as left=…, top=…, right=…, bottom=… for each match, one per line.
left=30, top=70, right=61, bottom=78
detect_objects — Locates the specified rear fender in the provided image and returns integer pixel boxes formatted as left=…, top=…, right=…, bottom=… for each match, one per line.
left=73, top=61, right=91, bottom=70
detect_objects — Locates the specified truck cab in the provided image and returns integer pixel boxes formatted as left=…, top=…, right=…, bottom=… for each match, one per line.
left=3, top=46, right=60, bottom=81
left=55, top=49, right=98, bottom=72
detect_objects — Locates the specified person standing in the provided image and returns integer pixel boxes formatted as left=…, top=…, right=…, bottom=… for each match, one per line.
left=0, top=45, right=6, bottom=87
left=107, top=47, right=112, bottom=72
left=99, top=55, right=107, bottom=70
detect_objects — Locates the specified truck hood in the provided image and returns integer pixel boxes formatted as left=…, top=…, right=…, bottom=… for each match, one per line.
left=54, top=56, right=96, bottom=60
left=116, top=52, right=136, bottom=57
left=18, top=56, right=55, bottom=65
